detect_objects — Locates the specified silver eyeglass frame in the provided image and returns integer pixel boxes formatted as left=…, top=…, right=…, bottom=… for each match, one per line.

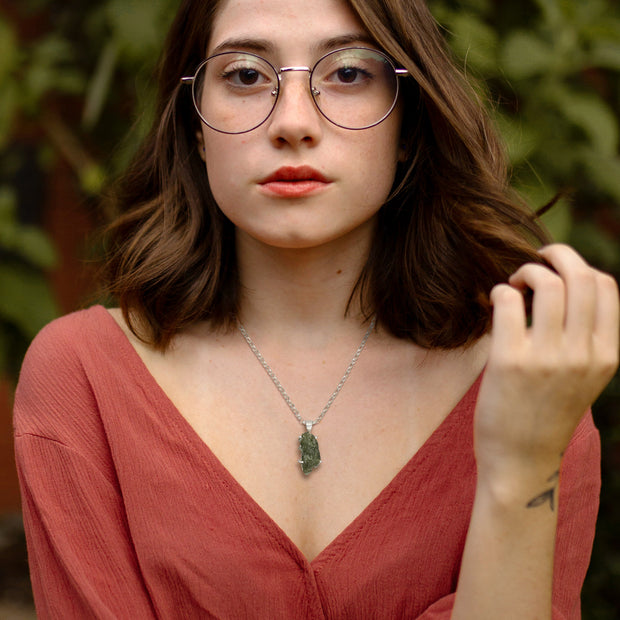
left=180, top=46, right=409, bottom=134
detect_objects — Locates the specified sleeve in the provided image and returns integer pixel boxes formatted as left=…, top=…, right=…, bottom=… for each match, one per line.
left=413, top=411, right=601, bottom=620
left=13, top=316, right=158, bottom=619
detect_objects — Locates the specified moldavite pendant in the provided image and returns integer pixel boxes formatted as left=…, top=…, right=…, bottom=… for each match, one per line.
left=298, top=422, right=321, bottom=475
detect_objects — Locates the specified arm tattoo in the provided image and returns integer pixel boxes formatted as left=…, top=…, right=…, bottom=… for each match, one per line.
left=526, top=470, right=560, bottom=512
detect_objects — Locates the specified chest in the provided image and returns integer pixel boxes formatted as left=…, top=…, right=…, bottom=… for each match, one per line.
left=107, top=371, right=478, bottom=617
left=136, top=336, right=485, bottom=561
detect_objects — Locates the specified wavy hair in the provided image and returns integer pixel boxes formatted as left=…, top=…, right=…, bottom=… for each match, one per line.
left=102, top=0, right=549, bottom=349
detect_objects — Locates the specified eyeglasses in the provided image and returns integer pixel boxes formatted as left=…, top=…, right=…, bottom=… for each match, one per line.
left=181, top=47, right=408, bottom=134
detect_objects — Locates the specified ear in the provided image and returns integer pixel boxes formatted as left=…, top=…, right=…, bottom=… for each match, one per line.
left=196, top=130, right=206, bottom=162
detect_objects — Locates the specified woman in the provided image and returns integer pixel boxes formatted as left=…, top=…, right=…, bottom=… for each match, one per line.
left=14, top=0, right=619, bottom=617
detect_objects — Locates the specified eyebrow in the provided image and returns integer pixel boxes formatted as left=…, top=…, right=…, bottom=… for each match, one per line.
left=209, top=33, right=377, bottom=58
left=210, top=38, right=276, bottom=56
left=315, top=34, right=377, bottom=55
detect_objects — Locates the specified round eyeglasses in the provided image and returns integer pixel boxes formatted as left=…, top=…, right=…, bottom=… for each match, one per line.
left=181, top=47, right=409, bottom=134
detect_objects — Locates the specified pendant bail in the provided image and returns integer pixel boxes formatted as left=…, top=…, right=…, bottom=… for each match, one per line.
left=305, top=421, right=313, bottom=433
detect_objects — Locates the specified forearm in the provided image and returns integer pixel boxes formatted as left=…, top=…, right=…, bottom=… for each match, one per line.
left=450, top=245, right=619, bottom=619
left=452, top=464, right=560, bottom=619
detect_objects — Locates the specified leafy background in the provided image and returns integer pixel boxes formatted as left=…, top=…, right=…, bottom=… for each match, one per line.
left=0, top=0, right=618, bottom=616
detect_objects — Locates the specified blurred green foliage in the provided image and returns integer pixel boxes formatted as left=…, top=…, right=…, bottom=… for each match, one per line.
left=0, top=0, right=618, bottom=615
left=430, top=2, right=620, bottom=616
left=0, top=0, right=177, bottom=374
left=0, top=185, right=57, bottom=376
left=431, top=0, right=620, bottom=264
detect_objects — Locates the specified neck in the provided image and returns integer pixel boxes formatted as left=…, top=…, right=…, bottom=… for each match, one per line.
left=235, top=227, right=373, bottom=340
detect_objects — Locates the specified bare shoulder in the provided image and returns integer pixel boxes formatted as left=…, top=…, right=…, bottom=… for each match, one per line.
left=106, top=307, right=133, bottom=340
left=409, top=331, right=491, bottom=389
left=104, top=308, right=235, bottom=390
left=105, top=307, right=162, bottom=365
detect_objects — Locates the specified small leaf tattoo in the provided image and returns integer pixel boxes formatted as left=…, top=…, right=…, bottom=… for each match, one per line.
left=526, top=469, right=560, bottom=512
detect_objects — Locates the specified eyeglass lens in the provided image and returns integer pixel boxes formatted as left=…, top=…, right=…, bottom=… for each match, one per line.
left=190, top=48, right=400, bottom=134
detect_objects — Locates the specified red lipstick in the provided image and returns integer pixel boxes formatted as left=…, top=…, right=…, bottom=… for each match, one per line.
left=258, top=166, right=331, bottom=198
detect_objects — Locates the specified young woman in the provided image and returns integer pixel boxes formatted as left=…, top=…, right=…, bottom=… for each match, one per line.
left=14, top=0, right=619, bottom=617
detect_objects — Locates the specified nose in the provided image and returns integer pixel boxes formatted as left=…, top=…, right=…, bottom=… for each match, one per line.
left=266, top=68, right=323, bottom=147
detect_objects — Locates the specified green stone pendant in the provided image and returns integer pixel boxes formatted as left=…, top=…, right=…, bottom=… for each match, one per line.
left=299, top=423, right=321, bottom=475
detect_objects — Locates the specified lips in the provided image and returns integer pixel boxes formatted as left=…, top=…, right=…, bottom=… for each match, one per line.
left=258, top=166, right=331, bottom=197
left=260, top=166, right=329, bottom=184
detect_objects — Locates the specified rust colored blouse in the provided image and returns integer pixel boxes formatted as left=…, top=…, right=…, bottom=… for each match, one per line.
left=14, top=306, right=600, bottom=619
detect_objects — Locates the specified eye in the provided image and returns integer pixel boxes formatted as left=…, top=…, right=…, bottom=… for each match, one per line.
left=314, top=50, right=382, bottom=91
left=236, top=67, right=260, bottom=84
left=325, top=61, right=373, bottom=86
left=209, top=54, right=276, bottom=92
left=222, top=64, right=269, bottom=87
left=334, top=66, right=367, bottom=84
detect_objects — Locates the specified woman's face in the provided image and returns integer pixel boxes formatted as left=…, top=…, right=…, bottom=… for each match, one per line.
left=198, top=0, right=404, bottom=252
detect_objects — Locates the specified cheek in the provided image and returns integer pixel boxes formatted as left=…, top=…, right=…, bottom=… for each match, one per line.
left=353, top=125, right=402, bottom=200
left=203, top=136, right=250, bottom=212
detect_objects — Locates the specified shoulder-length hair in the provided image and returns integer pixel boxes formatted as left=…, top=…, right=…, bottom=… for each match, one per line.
left=102, top=0, right=549, bottom=349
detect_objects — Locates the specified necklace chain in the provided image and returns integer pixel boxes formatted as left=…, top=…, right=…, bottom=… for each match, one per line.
left=237, top=316, right=376, bottom=428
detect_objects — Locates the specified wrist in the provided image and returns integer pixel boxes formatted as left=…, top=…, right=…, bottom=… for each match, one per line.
left=475, top=454, right=563, bottom=513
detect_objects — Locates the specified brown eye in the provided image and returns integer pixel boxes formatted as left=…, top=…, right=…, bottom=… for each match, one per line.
left=238, top=68, right=260, bottom=85
left=336, top=67, right=360, bottom=83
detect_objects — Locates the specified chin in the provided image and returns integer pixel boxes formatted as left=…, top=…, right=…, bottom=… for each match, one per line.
left=258, top=234, right=336, bottom=250
left=235, top=215, right=377, bottom=253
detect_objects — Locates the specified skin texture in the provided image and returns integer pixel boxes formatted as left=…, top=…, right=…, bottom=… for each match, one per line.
left=198, top=0, right=403, bottom=255
left=139, top=0, right=619, bottom=617
left=452, top=244, right=619, bottom=618
left=478, top=245, right=619, bottom=478
left=148, top=0, right=491, bottom=564
left=128, top=0, right=492, bottom=568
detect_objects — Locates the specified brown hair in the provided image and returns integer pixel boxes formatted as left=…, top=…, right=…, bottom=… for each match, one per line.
left=102, top=0, right=549, bottom=349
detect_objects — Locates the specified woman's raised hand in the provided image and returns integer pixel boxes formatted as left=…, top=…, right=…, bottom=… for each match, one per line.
left=474, top=244, right=619, bottom=493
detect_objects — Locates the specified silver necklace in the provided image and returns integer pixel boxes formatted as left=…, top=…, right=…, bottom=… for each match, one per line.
left=237, top=316, right=376, bottom=475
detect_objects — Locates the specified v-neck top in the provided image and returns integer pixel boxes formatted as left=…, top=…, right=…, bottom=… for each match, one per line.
left=14, top=306, right=600, bottom=619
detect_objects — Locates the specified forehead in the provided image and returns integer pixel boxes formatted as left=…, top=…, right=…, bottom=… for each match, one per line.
left=208, top=0, right=369, bottom=56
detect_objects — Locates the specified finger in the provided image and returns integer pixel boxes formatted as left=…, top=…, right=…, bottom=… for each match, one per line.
left=489, top=283, right=527, bottom=353
left=593, top=270, right=620, bottom=367
left=508, top=263, right=565, bottom=342
left=538, top=244, right=597, bottom=339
